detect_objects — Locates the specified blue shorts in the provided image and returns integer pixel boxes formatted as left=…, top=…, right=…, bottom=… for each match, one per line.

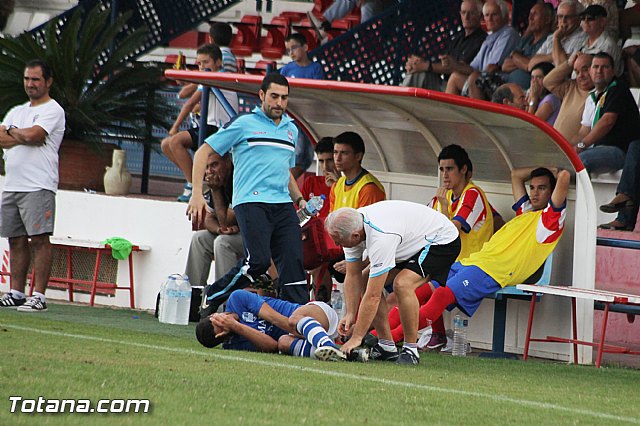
left=432, top=262, right=501, bottom=317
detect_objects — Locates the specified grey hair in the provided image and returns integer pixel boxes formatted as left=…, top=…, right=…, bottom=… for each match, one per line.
left=462, top=0, right=484, bottom=14
left=325, top=207, right=363, bottom=240
left=483, top=0, right=509, bottom=19
left=558, top=0, right=584, bottom=15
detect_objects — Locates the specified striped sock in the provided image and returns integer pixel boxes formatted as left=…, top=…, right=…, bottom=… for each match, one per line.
left=289, top=337, right=314, bottom=358
left=296, top=317, right=337, bottom=349
left=378, top=339, right=397, bottom=352
left=403, top=342, right=418, bottom=357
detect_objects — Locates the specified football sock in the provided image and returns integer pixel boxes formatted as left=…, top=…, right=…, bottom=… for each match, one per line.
left=403, top=342, right=419, bottom=358
left=296, top=317, right=337, bottom=349
left=289, top=337, right=314, bottom=358
left=10, top=289, right=26, bottom=299
left=378, top=339, right=397, bottom=352
left=33, top=291, right=46, bottom=302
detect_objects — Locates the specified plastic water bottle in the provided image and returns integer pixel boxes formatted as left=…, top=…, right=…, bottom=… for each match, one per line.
left=297, top=194, right=326, bottom=226
left=330, top=283, right=343, bottom=319
left=452, top=314, right=468, bottom=357
left=159, top=274, right=192, bottom=325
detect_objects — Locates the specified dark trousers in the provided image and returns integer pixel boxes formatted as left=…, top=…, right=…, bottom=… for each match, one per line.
left=201, top=202, right=308, bottom=315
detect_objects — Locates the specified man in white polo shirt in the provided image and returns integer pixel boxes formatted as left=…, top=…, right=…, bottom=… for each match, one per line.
left=325, top=200, right=460, bottom=365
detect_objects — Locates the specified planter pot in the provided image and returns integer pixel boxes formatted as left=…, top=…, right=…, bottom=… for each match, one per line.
left=104, top=149, right=132, bottom=195
left=58, top=139, right=117, bottom=192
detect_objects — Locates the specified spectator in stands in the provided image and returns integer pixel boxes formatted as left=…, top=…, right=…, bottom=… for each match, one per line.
left=578, top=5, right=622, bottom=75
left=446, top=0, right=520, bottom=100
left=184, top=151, right=244, bottom=286
left=543, top=52, right=594, bottom=141
left=190, top=73, right=308, bottom=317
left=578, top=0, right=618, bottom=39
left=530, top=0, right=587, bottom=69
left=329, top=131, right=386, bottom=280
left=599, top=139, right=640, bottom=231
left=196, top=289, right=348, bottom=361
left=574, top=52, right=640, bottom=177
left=280, top=33, right=325, bottom=79
left=491, top=83, right=528, bottom=109
left=162, top=44, right=238, bottom=202
left=0, top=60, right=65, bottom=312
left=620, top=0, right=640, bottom=42
left=623, top=40, right=640, bottom=88
left=209, top=22, right=238, bottom=73
left=380, top=167, right=570, bottom=353
left=502, top=1, right=554, bottom=90
left=326, top=201, right=461, bottom=365
left=307, top=0, right=390, bottom=43
left=402, top=0, right=486, bottom=91
left=300, top=137, right=339, bottom=301
left=526, top=62, right=562, bottom=125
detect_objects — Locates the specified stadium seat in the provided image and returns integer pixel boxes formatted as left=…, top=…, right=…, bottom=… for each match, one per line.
left=231, top=15, right=262, bottom=57
left=245, top=60, right=277, bottom=75
left=260, top=16, right=291, bottom=59
left=168, top=31, right=208, bottom=49
left=280, top=11, right=306, bottom=23
left=311, top=0, right=333, bottom=18
left=236, top=58, right=246, bottom=73
left=292, top=24, right=319, bottom=50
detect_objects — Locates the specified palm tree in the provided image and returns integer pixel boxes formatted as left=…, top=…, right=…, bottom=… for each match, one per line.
left=0, top=3, right=173, bottom=152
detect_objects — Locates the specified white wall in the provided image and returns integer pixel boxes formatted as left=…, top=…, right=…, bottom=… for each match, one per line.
left=0, top=175, right=194, bottom=310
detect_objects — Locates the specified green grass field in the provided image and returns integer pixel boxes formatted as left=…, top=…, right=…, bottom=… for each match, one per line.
left=1, top=303, right=639, bottom=425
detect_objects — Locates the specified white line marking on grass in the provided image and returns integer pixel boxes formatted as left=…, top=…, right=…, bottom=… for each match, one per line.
left=4, top=324, right=639, bottom=424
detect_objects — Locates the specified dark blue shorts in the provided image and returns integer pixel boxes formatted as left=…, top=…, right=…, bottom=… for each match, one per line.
left=432, top=262, right=501, bottom=317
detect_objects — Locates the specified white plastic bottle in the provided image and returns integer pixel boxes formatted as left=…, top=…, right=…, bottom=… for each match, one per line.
left=452, top=314, right=468, bottom=357
left=297, top=194, right=326, bottom=226
left=159, top=274, right=192, bottom=325
left=330, top=283, right=343, bottom=319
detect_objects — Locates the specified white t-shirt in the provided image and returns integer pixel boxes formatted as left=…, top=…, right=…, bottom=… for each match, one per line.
left=581, top=94, right=597, bottom=128
left=2, top=99, right=65, bottom=192
left=343, top=200, right=459, bottom=278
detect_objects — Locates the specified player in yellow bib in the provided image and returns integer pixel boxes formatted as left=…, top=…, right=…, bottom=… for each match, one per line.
left=386, top=167, right=570, bottom=344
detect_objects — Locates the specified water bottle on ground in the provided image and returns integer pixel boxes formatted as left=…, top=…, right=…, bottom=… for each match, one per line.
left=298, top=194, right=326, bottom=226
left=330, top=283, right=343, bottom=319
left=159, top=274, right=192, bottom=325
left=452, top=314, right=468, bottom=357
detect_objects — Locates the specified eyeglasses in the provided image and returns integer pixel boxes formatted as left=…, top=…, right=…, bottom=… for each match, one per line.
left=285, top=45, right=303, bottom=55
left=580, top=16, right=596, bottom=22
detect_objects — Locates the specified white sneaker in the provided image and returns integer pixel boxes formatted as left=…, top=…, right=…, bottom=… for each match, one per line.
left=17, top=297, right=48, bottom=312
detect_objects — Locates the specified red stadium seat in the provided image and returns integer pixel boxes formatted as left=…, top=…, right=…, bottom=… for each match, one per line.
left=231, top=15, right=262, bottom=57
left=260, top=16, right=291, bottom=59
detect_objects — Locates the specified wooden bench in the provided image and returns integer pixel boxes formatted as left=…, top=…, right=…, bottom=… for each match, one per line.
left=1, top=237, right=150, bottom=308
left=516, top=284, right=640, bottom=368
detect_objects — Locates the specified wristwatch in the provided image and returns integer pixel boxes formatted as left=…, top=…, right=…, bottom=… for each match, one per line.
left=577, top=141, right=586, bottom=149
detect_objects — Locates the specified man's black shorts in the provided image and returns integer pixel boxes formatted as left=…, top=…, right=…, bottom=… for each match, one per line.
left=396, top=236, right=461, bottom=286
left=187, top=125, right=219, bottom=150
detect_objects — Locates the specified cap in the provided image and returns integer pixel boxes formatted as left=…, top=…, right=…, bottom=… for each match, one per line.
left=195, top=317, right=226, bottom=348
left=579, top=5, right=607, bottom=19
